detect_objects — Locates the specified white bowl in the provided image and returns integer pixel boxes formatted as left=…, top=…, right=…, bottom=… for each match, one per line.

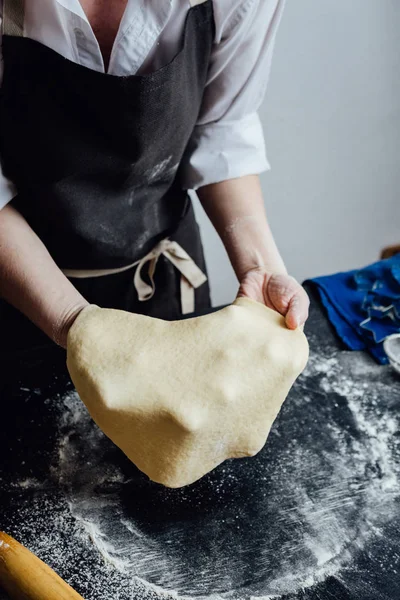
left=384, top=333, right=400, bottom=375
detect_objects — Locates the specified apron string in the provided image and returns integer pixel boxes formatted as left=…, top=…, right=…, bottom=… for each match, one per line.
left=2, top=0, right=25, bottom=38
left=63, top=239, right=208, bottom=315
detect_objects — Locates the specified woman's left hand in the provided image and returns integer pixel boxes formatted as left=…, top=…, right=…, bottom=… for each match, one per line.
left=238, top=268, right=310, bottom=330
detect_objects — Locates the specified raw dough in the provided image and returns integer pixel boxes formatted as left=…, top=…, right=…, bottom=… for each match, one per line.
left=67, top=298, right=309, bottom=488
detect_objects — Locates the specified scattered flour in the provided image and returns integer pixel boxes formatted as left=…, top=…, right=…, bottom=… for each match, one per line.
left=2, top=344, right=399, bottom=600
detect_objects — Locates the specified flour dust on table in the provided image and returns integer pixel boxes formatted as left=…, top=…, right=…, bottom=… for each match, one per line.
left=1, top=335, right=399, bottom=600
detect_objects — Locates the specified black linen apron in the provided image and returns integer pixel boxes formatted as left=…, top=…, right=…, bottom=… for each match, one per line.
left=0, top=0, right=214, bottom=353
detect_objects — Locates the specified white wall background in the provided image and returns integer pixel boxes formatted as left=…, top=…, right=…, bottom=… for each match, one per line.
left=194, top=0, right=400, bottom=307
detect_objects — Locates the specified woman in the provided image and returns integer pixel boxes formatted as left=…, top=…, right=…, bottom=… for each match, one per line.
left=0, top=0, right=309, bottom=353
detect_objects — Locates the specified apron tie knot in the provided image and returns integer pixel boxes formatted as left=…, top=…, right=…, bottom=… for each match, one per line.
left=63, top=239, right=207, bottom=315
left=133, top=239, right=207, bottom=314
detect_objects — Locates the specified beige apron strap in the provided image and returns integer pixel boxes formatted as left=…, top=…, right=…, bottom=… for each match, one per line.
left=161, top=240, right=208, bottom=314
left=63, top=239, right=208, bottom=315
left=189, top=0, right=208, bottom=6
left=63, top=262, right=139, bottom=279
left=2, top=0, right=25, bottom=37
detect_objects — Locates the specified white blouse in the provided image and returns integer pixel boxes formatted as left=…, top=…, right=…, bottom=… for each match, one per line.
left=0, top=0, right=285, bottom=209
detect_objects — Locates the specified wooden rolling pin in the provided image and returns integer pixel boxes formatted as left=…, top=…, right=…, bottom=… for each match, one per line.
left=0, top=532, right=85, bottom=600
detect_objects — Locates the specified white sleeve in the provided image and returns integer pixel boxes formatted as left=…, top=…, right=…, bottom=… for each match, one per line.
left=0, top=174, right=17, bottom=209
left=0, top=6, right=18, bottom=210
left=180, top=0, right=286, bottom=190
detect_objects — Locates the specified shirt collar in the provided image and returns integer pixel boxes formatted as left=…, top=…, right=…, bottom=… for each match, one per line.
left=53, top=0, right=88, bottom=21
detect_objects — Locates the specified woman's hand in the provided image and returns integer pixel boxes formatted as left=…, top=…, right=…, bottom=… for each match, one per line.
left=198, top=175, right=310, bottom=330
left=238, top=268, right=309, bottom=330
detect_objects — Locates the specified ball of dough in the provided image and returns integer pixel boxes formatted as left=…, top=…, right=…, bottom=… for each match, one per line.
left=67, top=298, right=309, bottom=488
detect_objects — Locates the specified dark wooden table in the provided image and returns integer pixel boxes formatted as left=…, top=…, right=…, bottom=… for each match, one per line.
left=1, top=287, right=399, bottom=600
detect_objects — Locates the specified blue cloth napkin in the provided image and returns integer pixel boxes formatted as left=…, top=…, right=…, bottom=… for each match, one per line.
left=305, top=254, right=400, bottom=364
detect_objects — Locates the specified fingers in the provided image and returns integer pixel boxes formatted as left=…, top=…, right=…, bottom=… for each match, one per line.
left=238, top=271, right=310, bottom=329
left=267, top=274, right=309, bottom=329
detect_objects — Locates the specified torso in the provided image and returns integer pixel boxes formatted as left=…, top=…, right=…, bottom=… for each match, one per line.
left=79, top=0, right=128, bottom=69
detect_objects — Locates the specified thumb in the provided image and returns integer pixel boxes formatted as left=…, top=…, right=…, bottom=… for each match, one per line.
left=285, top=291, right=310, bottom=330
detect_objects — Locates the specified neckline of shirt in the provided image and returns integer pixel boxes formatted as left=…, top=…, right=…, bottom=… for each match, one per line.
left=53, top=0, right=174, bottom=75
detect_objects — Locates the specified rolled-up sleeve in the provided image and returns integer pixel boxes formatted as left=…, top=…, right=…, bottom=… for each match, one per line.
left=180, top=0, right=286, bottom=190
left=0, top=173, right=16, bottom=210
